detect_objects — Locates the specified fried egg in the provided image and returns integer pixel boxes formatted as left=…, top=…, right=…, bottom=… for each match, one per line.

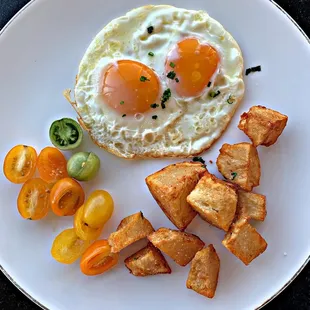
left=71, top=5, right=245, bottom=159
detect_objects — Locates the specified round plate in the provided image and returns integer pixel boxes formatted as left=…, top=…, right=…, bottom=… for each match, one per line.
left=0, top=0, right=309, bottom=309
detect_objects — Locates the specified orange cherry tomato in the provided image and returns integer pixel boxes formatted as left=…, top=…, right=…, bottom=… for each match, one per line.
left=3, top=145, right=37, bottom=184
left=80, top=240, right=119, bottom=276
left=17, top=178, right=50, bottom=220
left=50, top=178, right=85, bottom=216
left=37, top=147, right=68, bottom=183
left=74, top=205, right=103, bottom=241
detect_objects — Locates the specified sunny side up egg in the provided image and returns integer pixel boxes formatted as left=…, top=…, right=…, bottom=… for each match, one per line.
left=71, top=5, right=245, bottom=159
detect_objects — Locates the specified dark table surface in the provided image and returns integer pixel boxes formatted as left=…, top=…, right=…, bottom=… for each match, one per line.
left=0, top=0, right=310, bottom=309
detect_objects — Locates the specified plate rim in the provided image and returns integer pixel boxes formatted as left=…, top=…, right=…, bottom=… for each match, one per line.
left=0, top=0, right=309, bottom=309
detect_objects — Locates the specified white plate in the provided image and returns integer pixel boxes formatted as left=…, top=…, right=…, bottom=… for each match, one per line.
left=0, top=0, right=309, bottom=309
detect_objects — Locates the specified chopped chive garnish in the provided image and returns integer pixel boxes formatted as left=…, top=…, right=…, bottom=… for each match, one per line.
left=161, top=88, right=171, bottom=109
left=140, top=76, right=150, bottom=82
left=122, top=114, right=126, bottom=118
left=150, top=103, right=159, bottom=109
left=120, top=100, right=124, bottom=105
left=207, top=81, right=212, bottom=87
left=231, top=172, right=237, bottom=180
left=148, top=51, right=154, bottom=56
left=210, top=90, right=221, bottom=98
left=175, top=77, right=180, bottom=83
left=167, top=71, right=176, bottom=79
left=193, top=156, right=206, bottom=165
left=245, top=65, right=261, bottom=76
left=227, top=95, right=235, bottom=104
left=147, top=26, right=154, bottom=34
left=170, top=62, right=176, bottom=68
left=152, top=115, right=158, bottom=120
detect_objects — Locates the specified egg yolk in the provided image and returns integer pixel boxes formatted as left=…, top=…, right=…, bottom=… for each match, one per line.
left=102, top=60, right=160, bottom=115
left=165, top=38, right=220, bottom=97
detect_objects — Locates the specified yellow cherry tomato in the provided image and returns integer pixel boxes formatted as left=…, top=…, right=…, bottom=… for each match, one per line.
left=83, top=190, right=114, bottom=229
left=51, top=228, right=92, bottom=264
left=3, top=145, right=37, bottom=184
left=74, top=205, right=103, bottom=241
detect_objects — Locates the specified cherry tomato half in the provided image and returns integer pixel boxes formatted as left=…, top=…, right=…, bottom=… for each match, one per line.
left=83, top=190, right=114, bottom=229
left=80, top=240, right=119, bottom=276
left=51, top=228, right=92, bottom=264
left=3, top=145, right=37, bottom=184
left=37, top=147, right=68, bottom=184
left=50, top=178, right=85, bottom=216
left=74, top=205, right=103, bottom=241
left=17, top=178, right=50, bottom=220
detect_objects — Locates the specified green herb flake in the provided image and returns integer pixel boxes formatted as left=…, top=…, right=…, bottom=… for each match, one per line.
left=140, top=76, right=150, bottom=82
left=152, top=115, right=158, bottom=120
left=175, top=78, right=180, bottom=83
left=148, top=51, right=154, bottom=57
left=209, top=90, right=221, bottom=98
left=231, top=172, right=238, bottom=180
left=170, top=62, right=176, bottom=68
left=150, top=103, right=159, bottom=109
left=120, top=100, right=125, bottom=105
left=207, top=81, right=211, bottom=87
left=122, top=114, right=126, bottom=118
left=193, top=156, right=206, bottom=165
left=161, top=88, right=171, bottom=109
left=245, top=65, right=261, bottom=76
left=147, top=26, right=154, bottom=34
left=167, top=71, right=176, bottom=79
left=227, top=95, right=235, bottom=104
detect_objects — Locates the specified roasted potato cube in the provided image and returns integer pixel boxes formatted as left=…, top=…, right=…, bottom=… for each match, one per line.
left=237, top=190, right=266, bottom=221
left=108, top=212, right=154, bottom=253
left=148, top=228, right=205, bottom=266
left=216, top=142, right=261, bottom=191
left=238, top=105, right=288, bottom=147
left=146, top=162, right=206, bottom=230
left=186, top=245, right=220, bottom=299
left=187, top=173, right=237, bottom=231
left=125, top=243, right=171, bottom=276
left=222, top=218, right=267, bottom=265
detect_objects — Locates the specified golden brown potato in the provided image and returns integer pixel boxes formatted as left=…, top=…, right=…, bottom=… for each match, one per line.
left=125, top=243, right=171, bottom=277
left=187, top=172, right=237, bottom=231
left=238, top=105, right=288, bottom=147
left=108, top=212, right=154, bottom=253
left=186, top=245, right=220, bottom=299
left=237, top=190, right=266, bottom=221
left=146, top=162, right=206, bottom=230
left=216, top=142, right=261, bottom=191
left=222, top=218, right=267, bottom=265
left=148, top=228, right=205, bottom=266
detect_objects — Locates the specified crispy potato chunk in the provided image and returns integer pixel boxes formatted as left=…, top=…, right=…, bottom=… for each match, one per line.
left=146, top=162, right=206, bottom=230
left=216, top=143, right=261, bottom=191
left=222, top=218, right=267, bottom=265
left=186, top=245, right=220, bottom=299
left=187, top=173, right=237, bottom=231
left=108, top=212, right=154, bottom=253
left=148, top=228, right=205, bottom=266
left=238, top=105, right=288, bottom=147
left=125, top=243, right=171, bottom=276
left=237, top=190, right=266, bottom=221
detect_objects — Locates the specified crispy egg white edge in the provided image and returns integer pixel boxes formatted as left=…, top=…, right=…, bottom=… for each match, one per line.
left=73, top=5, right=245, bottom=159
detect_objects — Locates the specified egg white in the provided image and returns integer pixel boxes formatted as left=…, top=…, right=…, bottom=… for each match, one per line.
left=73, top=5, right=245, bottom=159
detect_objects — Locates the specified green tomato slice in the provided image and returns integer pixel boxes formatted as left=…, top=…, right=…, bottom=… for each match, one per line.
left=67, top=152, right=100, bottom=181
left=49, top=118, right=83, bottom=150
